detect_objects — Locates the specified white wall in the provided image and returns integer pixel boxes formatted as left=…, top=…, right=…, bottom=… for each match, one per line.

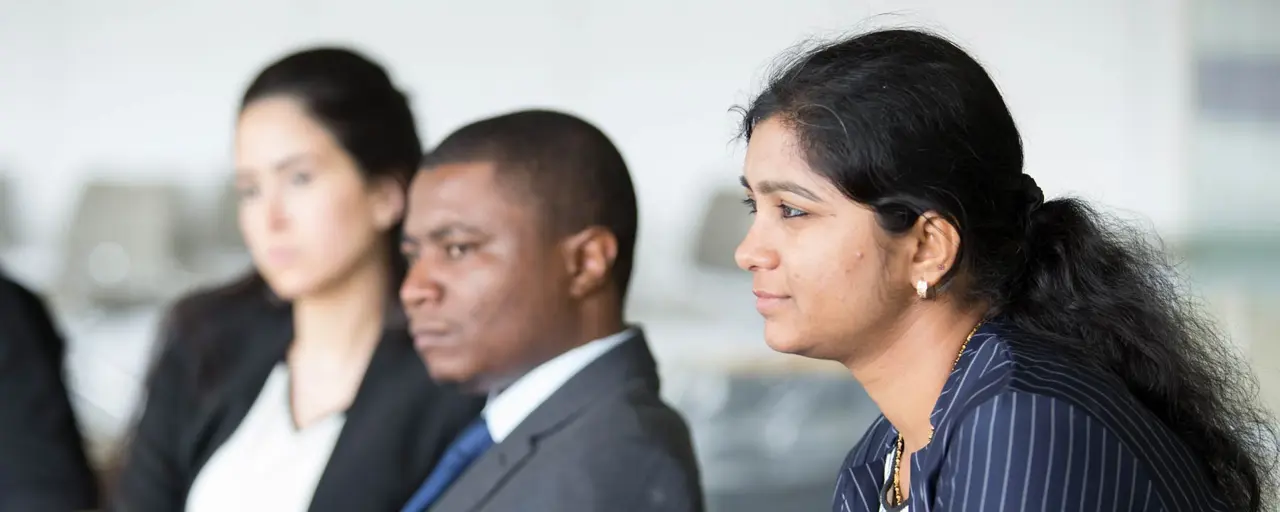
left=0, top=0, right=1190, bottom=302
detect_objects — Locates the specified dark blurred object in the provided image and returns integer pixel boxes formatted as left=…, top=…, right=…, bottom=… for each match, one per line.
left=0, top=269, right=100, bottom=511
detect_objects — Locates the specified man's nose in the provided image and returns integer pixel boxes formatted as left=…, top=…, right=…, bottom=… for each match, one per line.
left=400, top=257, right=444, bottom=308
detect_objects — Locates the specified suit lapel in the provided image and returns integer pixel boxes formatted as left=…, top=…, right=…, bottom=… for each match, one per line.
left=308, top=330, right=423, bottom=512
left=428, top=428, right=537, bottom=512
left=181, top=313, right=290, bottom=485
left=431, top=331, right=659, bottom=511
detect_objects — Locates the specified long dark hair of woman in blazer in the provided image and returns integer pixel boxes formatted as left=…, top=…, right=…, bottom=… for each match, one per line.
left=734, top=29, right=1277, bottom=511
left=110, top=48, right=484, bottom=512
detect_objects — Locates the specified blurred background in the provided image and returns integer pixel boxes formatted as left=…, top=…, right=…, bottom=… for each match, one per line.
left=0, top=0, right=1276, bottom=509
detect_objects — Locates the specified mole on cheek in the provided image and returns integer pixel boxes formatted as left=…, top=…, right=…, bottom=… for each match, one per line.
left=844, top=252, right=863, bottom=279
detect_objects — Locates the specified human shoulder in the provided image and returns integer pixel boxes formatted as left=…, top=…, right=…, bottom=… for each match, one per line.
left=541, top=425, right=703, bottom=512
left=935, top=390, right=1177, bottom=511
left=0, top=273, right=60, bottom=357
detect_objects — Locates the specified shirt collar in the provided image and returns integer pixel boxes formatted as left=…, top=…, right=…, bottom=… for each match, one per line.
left=482, top=327, right=636, bottom=443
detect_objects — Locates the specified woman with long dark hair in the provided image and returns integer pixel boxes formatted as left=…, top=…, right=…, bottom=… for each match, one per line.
left=734, top=29, right=1277, bottom=511
left=110, top=48, right=483, bottom=511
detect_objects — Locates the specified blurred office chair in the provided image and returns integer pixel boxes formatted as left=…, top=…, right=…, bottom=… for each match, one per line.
left=173, top=176, right=245, bottom=277
left=194, top=177, right=252, bottom=283
left=0, top=176, right=12, bottom=250
left=693, top=188, right=752, bottom=271
left=54, top=180, right=185, bottom=311
left=163, top=175, right=253, bottom=294
left=213, top=177, right=244, bottom=251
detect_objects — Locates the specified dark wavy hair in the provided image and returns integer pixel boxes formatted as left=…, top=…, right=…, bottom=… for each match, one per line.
left=737, top=28, right=1277, bottom=511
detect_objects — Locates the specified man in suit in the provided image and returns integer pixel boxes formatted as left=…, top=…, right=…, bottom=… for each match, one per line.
left=0, top=271, right=100, bottom=511
left=398, top=109, right=704, bottom=512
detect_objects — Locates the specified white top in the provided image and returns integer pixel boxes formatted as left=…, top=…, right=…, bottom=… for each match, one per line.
left=186, top=363, right=347, bottom=512
left=483, top=328, right=635, bottom=443
left=881, top=446, right=909, bottom=512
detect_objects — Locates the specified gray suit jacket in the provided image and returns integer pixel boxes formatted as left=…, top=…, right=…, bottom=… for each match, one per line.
left=430, top=330, right=704, bottom=512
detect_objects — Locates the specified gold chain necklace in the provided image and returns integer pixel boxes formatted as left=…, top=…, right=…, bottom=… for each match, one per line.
left=889, top=321, right=983, bottom=507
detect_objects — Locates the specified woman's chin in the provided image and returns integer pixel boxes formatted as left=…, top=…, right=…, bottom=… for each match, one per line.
left=762, top=324, right=812, bottom=356
left=260, top=274, right=317, bottom=303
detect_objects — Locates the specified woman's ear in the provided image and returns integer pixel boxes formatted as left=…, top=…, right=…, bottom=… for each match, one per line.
left=561, top=226, right=619, bottom=299
left=370, top=176, right=407, bottom=230
left=907, top=213, right=961, bottom=297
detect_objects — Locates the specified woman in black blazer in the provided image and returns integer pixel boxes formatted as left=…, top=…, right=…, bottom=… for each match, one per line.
left=110, top=48, right=483, bottom=512
left=0, top=271, right=99, bottom=511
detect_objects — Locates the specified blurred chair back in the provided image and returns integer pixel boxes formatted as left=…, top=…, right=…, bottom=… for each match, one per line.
left=214, top=177, right=244, bottom=251
left=170, top=176, right=251, bottom=291
left=693, top=188, right=752, bottom=271
left=0, top=176, right=11, bottom=249
left=56, top=180, right=183, bottom=310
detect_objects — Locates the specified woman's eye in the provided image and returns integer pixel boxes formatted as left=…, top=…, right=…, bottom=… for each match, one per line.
left=235, top=185, right=259, bottom=200
left=290, top=172, right=313, bottom=186
left=741, top=197, right=757, bottom=215
left=780, top=204, right=808, bottom=218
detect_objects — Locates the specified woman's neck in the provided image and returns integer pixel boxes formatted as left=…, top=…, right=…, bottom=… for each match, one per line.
left=849, top=303, right=986, bottom=452
left=290, top=257, right=389, bottom=363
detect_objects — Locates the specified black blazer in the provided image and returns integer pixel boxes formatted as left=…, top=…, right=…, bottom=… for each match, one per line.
left=0, top=273, right=100, bottom=512
left=110, top=289, right=484, bottom=512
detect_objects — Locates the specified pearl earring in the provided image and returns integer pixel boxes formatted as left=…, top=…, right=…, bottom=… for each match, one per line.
left=916, top=279, right=929, bottom=299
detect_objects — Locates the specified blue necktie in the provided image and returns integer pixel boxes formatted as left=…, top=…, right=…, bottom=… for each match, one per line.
left=401, top=417, right=494, bottom=512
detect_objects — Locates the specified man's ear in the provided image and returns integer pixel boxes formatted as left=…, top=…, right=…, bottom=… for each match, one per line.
left=370, top=175, right=407, bottom=230
left=906, top=212, right=961, bottom=297
left=561, top=226, right=618, bottom=299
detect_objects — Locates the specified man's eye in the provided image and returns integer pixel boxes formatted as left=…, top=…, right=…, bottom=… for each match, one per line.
left=445, top=244, right=475, bottom=259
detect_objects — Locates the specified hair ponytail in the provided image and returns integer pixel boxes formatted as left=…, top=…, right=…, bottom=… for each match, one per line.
left=1003, top=197, right=1278, bottom=509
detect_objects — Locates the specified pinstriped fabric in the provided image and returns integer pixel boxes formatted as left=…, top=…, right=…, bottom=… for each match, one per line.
left=832, top=323, right=1228, bottom=512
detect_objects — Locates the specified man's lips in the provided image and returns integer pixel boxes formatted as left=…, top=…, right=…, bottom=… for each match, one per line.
left=410, top=322, right=455, bottom=351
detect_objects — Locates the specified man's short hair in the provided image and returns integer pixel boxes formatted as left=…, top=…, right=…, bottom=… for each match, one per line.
left=420, top=109, right=639, bottom=298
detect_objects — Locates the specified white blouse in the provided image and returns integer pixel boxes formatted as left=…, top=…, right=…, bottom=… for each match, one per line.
left=185, top=363, right=347, bottom=512
left=881, top=446, right=910, bottom=512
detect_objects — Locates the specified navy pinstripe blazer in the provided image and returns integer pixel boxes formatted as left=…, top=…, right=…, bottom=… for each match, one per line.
left=833, top=322, right=1227, bottom=512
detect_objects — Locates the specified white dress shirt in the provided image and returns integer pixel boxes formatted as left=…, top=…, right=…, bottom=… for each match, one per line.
left=186, top=363, right=346, bottom=512
left=483, top=328, right=635, bottom=443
